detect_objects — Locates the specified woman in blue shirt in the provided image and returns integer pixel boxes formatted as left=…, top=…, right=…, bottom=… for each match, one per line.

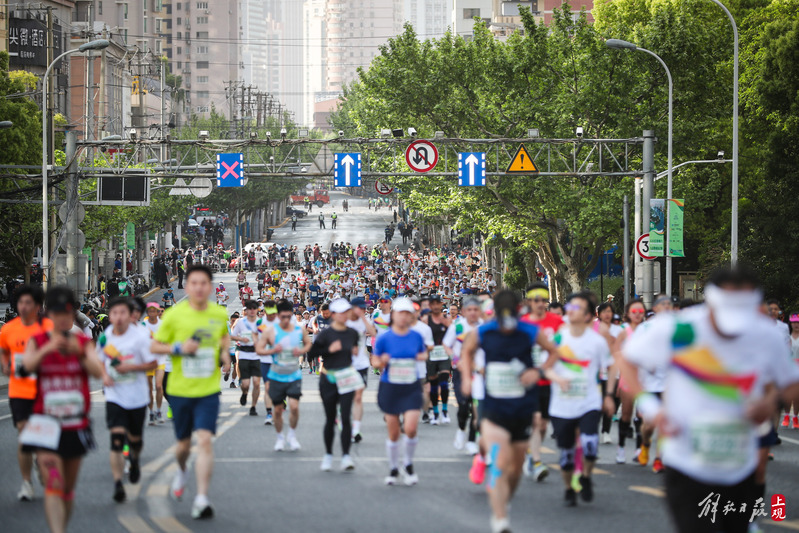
left=373, top=298, right=428, bottom=487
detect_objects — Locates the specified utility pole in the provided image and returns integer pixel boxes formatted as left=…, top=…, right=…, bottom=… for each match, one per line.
left=160, top=59, right=166, bottom=162
left=46, top=7, right=56, bottom=264
left=64, top=131, right=80, bottom=293
left=623, top=194, right=630, bottom=305
left=99, top=28, right=107, bottom=138
left=240, top=84, right=245, bottom=139
left=85, top=1, right=95, bottom=144
left=641, top=130, right=655, bottom=308
left=226, top=80, right=236, bottom=139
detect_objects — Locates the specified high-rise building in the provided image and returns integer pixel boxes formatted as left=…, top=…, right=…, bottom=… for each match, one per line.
left=259, top=0, right=304, bottom=125
left=403, top=0, right=451, bottom=40
left=303, top=0, right=327, bottom=129
left=451, top=0, right=493, bottom=37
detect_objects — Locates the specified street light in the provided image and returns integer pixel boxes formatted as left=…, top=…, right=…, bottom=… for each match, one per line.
left=607, top=38, right=674, bottom=295
left=0, top=121, right=13, bottom=129
left=41, top=39, right=110, bottom=289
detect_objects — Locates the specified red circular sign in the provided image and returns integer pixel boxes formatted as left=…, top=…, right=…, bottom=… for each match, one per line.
left=375, top=179, right=393, bottom=195
left=405, top=140, right=439, bottom=173
left=636, top=233, right=655, bottom=260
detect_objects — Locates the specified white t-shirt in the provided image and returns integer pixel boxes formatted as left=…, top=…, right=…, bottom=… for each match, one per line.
left=346, top=318, right=371, bottom=371
left=101, top=325, right=157, bottom=409
left=549, top=328, right=612, bottom=419
left=442, top=318, right=481, bottom=364
left=258, top=315, right=280, bottom=363
left=232, top=317, right=261, bottom=361
left=141, top=318, right=169, bottom=370
left=791, top=334, right=799, bottom=363
left=623, top=305, right=799, bottom=485
left=412, top=320, right=434, bottom=379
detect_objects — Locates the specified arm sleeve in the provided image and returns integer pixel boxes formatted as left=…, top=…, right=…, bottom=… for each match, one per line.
left=622, top=315, right=675, bottom=370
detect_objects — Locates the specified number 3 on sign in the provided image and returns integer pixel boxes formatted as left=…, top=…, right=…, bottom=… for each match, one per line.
left=637, top=233, right=655, bottom=261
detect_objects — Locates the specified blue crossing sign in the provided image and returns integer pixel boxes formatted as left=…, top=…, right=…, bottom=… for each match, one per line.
left=334, top=153, right=362, bottom=187
left=458, top=152, right=486, bottom=186
left=216, top=153, right=245, bottom=187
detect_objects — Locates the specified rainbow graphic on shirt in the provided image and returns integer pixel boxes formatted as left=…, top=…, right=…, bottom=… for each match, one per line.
left=555, top=342, right=590, bottom=373
left=671, top=347, right=756, bottom=401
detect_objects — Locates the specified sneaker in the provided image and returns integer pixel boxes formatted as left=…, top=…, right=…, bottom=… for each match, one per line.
left=440, top=413, right=451, bottom=425
left=490, top=515, right=512, bottom=533
left=571, top=473, right=582, bottom=493
left=522, top=455, right=534, bottom=477
left=191, top=497, right=214, bottom=520
left=341, top=455, right=355, bottom=471
left=171, top=470, right=186, bottom=501
left=579, top=475, right=593, bottom=502
left=533, top=462, right=549, bottom=482
left=320, top=454, right=333, bottom=472
left=113, top=480, right=126, bottom=503
left=156, top=411, right=165, bottom=425
left=288, top=435, right=301, bottom=451
left=148, top=413, right=156, bottom=426
left=633, top=448, right=641, bottom=463
left=385, top=468, right=400, bottom=486
left=274, top=435, right=286, bottom=452
left=781, top=414, right=790, bottom=427
left=564, top=488, right=577, bottom=507
left=249, top=406, right=257, bottom=416
left=453, top=429, right=467, bottom=450
left=17, top=480, right=34, bottom=502
left=353, top=432, right=363, bottom=444
left=615, top=447, right=625, bottom=464
left=465, top=441, right=480, bottom=456
left=430, top=414, right=439, bottom=426
left=775, top=436, right=782, bottom=445
left=167, top=406, right=173, bottom=420
left=240, top=392, right=247, bottom=406
left=652, top=458, right=664, bottom=474
left=638, top=445, right=649, bottom=466
left=223, top=372, right=230, bottom=381
left=264, top=414, right=272, bottom=425
left=229, top=381, right=237, bottom=389
left=601, top=432, right=612, bottom=445
left=469, top=454, right=487, bottom=485
left=402, top=464, right=418, bottom=486
left=793, top=416, right=799, bottom=430
left=422, top=412, right=430, bottom=424
left=129, top=459, right=141, bottom=484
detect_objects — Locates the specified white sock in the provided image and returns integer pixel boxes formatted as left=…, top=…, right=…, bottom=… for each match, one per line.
left=403, top=435, right=418, bottom=467
left=352, top=420, right=361, bottom=435
left=386, top=439, right=400, bottom=470
left=194, top=493, right=209, bottom=507
left=287, top=427, right=295, bottom=440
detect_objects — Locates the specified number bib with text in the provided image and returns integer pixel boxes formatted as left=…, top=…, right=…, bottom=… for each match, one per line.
left=182, top=347, right=216, bottom=378
left=19, top=414, right=61, bottom=450
left=388, top=359, right=418, bottom=385
left=485, top=362, right=525, bottom=399
left=563, top=375, right=589, bottom=398
left=43, top=390, right=84, bottom=427
left=690, top=418, right=750, bottom=469
left=331, top=366, right=365, bottom=394
left=429, top=346, right=449, bottom=362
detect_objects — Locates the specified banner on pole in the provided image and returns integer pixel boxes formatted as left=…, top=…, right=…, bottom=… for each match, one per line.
left=649, top=199, right=665, bottom=257
left=668, top=198, right=685, bottom=258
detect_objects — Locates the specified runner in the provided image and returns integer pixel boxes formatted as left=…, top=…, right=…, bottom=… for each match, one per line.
left=423, top=295, right=452, bottom=426
left=346, top=297, right=377, bottom=443
left=594, top=302, right=623, bottom=445
left=373, top=297, right=427, bottom=486
left=231, top=300, right=263, bottom=416
left=225, top=312, right=239, bottom=388
left=548, top=292, right=616, bottom=507
left=0, top=285, right=52, bottom=501
left=309, top=298, right=361, bottom=472
left=162, top=288, right=176, bottom=309
left=621, top=267, right=799, bottom=533
left=215, top=283, right=229, bottom=307
left=256, top=299, right=312, bottom=451
left=258, top=301, right=280, bottom=425
left=613, top=298, right=646, bottom=464
left=151, top=265, right=231, bottom=519
left=309, top=302, right=332, bottom=375
left=20, top=286, right=103, bottom=533
left=98, top=298, right=158, bottom=502
left=142, top=303, right=166, bottom=424
left=459, top=290, right=562, bottom=533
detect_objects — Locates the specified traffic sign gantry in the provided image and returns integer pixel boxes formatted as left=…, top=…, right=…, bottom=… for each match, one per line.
left=334, top=153, right=362, bottom=187
left=458, top=152, right=486, bottom=186
left=216, top=153, right=245, bottom=187
left=405, top=140, right=439, bottom=173
left=637, top=233, right=655, bottom=260
left=506, top=144, right=539, bottom=174
left=375, top=179, right=393, bottom=195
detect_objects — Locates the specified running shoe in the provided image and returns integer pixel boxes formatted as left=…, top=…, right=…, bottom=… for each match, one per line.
left=288, top=435, right=301, bottom=451
left=522, top=455, right=533, bottom=477
left=129, top=459, right=141, bottom=484
left=638, top=445, right=649, bottom=466
left=533, top=462, right=549, bottom=482
left=430, top=414, right=439, bottom=426
left=465, top=441, right=480, bottom=456
left=781, top=414, right=790, bottom=427
left=353, top=432, right=363, bottom=444
left=341, top=455, right=355, bottom=471
left=223, top=372, right=230, bottom=381
left=633, top=448, right=641, bottom=463
left=385, top=468, right=400, bottom=486
left=264, top=413, right=273, bottom=425
left=402, top=464, right=418, bottom=486
left=793, top=416, right=799, bottom=429
left=274, top=435, right=286, bottom=452
left=191, top=496, right=214, bottom=520
left=652, top=458, right=664, bottom=474
left=422, top=411, right=430, bottom=424
left=17, top=480, right=33, bottom=502
left=579, top=475, right=593, bottom=502
left=564, top=488, right=577, bottom=507
left=490, top=515, right=512, bottom=533
left=240, top=392, right=247, bottom=406
left=167, top=406, right=173, bottom=419
left=156, top=411, right=165, bottom=425
left=469, top=454, right=487, bottom=485
left=171, top=470, right=186, bottom=501
left=229, top=381, right=237, bottom=389
left=249, top=406, right=258, bottom=416
left=601, top=432, right=612, bottom=445
left=148, top=413, right=156, bottom=426
left=571, top=473, right=582, bottom=493
left=113, top=480, right=126, bottom=503
left=616, top=447, right=625, bottom=464
left=440, top=413, right=451, bottom=425
left=453, top=429, right=467, bottom=450
left=320, top=454, right=333, bottom=472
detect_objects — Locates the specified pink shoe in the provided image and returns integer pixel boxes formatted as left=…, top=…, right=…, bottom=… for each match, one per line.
left=469, top=454, right=486, bottom=485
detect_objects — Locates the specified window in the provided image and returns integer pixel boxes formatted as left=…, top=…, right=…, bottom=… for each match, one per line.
left=143, top=17, right=146, bottom=33
left=177, top=31, right=181, bottom=39
left=98, top=1, right=102, bottom=15
left=123, top=29, right=128, bottom=43
left=196, top=31, right=208, bottom=39
left=196, top=45, right=208, bottom=54
left=196, top=105, right=209, bottom=113
left=177, top=46, right=182, bottom=54
left=196, top=16, right=208, bottom=24
left=197, top=91, right=209, bottom=98
left=197, top=76, right=209, bottom=83
left=177, top=17, right=181, bottom=25
left=196, top=61, right=209, bottom=69
left=155, top=40, right=162, bottom=53
left=463, top=8, right=480, bottom=18
left=177, top=61, right=182, bottom=69
left=196, top=2, right=208, bottom=9
left=124, top=3, right=128, bottom=19
left=177, top=2, right=181, bottom=10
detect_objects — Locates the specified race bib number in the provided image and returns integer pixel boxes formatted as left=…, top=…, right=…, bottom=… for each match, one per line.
left=19, top=415, right=61, bottom=450
left=182, top=347, right=216, bottom=378
left=429, top=346, right=449, bottom=362
left=109, top=363, right=137, bottom=384
left=276, top=348, right=297, bottom=366
left=13, top=352, right=33, bottom=379
left=43, top=390, right=84, bottom=422
left=485, top=362, right=525, bottom=399
left=531, top=345, right=546, bottom=368
left=331, top=366, right=365, bottom=395
left=691, top=419, right=750, bottom=469
left=388, top=358, right=417, bottom=385
left=563, top=375, right=589, bottom=398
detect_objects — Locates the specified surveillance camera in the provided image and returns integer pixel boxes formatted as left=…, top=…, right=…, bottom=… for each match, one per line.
left=717, top=150, right=725, bottom=160
left=129, top=128, right=137, bottom=140
left=408, top=127, right=417, bottom=137
left=575, top=127, right=584, bottom=138
left=338, top=130, right=344, bottom=137
left=266, top=131, right=272, bottom=137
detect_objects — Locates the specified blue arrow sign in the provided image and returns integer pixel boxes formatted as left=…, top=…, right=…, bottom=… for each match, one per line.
left=458, top=152, right=486, bottom=186
left=334, top=153, right=362, bottom=187
left=216, top=153, right=245, bottom=187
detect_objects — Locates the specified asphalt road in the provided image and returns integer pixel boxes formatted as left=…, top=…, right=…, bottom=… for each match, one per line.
left=1, top=193, right=798, bottom=532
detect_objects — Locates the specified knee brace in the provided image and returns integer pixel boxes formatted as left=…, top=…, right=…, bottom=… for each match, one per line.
left=129, top=439, right=143, bottom=453
left=111, top=433, right=126, bottom=453
left=581, top=434, right=599, bottom=461
left=559, top=448, right=576, bottom=472
left=438, top=375, right=449, bottom=388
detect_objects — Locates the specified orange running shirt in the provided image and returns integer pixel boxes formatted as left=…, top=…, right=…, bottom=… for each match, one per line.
left=0, top=317, right=53, bottom=399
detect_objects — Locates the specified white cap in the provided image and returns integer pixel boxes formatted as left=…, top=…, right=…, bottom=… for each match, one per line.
left=329, top=298, right=352, bottom=314
left=392, top=297, right=416, bottom=313
left=704, top=284, right=762, bottom=336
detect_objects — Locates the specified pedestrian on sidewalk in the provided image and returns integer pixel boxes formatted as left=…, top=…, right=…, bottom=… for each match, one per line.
left=291, top=214, right=297, bottom=231
left=331, top=212, right=337, bottom=229
left=319, top=213, right=326, bottom=229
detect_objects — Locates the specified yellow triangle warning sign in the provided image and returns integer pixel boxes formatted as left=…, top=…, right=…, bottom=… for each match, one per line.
left=506, top=144, right=539, bottom=174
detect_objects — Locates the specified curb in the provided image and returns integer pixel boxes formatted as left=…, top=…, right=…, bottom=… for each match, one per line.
left=142, top=275, right=177, bottom=300
left=270, top=217, right=291, bottom=230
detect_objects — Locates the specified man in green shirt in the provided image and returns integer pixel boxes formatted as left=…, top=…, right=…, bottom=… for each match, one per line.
left=152, top=265, right=231, bottom=520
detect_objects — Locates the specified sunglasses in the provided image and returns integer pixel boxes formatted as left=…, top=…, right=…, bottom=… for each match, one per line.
left=564, top=303, right=582, bottom=312
left=629, top=309, right=646, bottom=315
left=278, top=314, right=293, bottom=320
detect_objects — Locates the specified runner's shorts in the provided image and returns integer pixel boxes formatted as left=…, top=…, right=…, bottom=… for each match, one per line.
left=535, top=384, right=552, bottom=418
left=426, top=359, right=452, bottom=379
left=358, top=368, right=369, bottom=388
left=105, top=402, right=147, bottom=436
left=169, top=394, right=220, bottom=440
left=261, top=362, right=272, bottom=383
left=238, top=359, right=261, bottom=380
left=9, top=398, right=35, bottom=426
left=23, top=427, right=96, bottom=459
left=377, top=381, right=423, bottom=415
left=550, top=410, right=602, bottom=449
left=482, top=411, right=533, bottom=442
left=268, top=378, right=302, bottom=404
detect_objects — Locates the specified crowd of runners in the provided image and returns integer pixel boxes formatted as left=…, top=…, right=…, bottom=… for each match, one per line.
left=2, top=238, right=799, bottom=533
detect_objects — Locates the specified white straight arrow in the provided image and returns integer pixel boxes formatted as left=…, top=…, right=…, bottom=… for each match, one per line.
left=341, top=154, right=355, bottom=186
left=465, top=154, right=479, bottom=185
